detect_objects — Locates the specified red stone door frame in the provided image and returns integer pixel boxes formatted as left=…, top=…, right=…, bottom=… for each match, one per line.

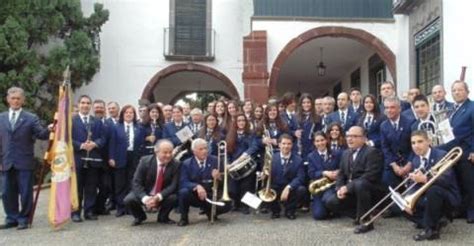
left=141, top=63, right=240, bottom=103
left=243, top=26, right=397, bottom=101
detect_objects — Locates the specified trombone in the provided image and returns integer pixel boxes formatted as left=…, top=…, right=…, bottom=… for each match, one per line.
left=210, top=141, right=231, bottom=224
left=359, top=147, right=462, bottom=226
left=257, top=126, right=277, bottom=202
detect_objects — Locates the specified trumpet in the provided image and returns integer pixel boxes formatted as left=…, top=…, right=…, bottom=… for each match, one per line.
left=308, top=177, right=335, bottom=195
left=210, top=141, right=231, bottom=224
left=359, top=147, right=462, bottom=226
left=258, top=126, right=277, bottom=202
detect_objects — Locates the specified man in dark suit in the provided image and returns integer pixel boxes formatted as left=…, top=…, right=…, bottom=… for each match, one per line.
left=401, top=88, right=421, bottom=123
left=431, top=85, right=454, bottom=113
left=349, top=87, right=364, bottom=116
left=267, top=134, right=306, bottom=220
left=124, top=139, right=180, bottom=226
left=163, top=106, right=187, bottom=146
left=188, top=108, right=203, bottom=137
left=0, top=86, right=51, bottom=230
left=406, top=131, right=461, bottom=241
left=439, top=80, right=474, bottom=223
left=327, top=92, right=358, bottom=132
left=380, top=96, right=415, bottom=199
left=71, top=95, right=106, bottom=222
left=325, top=126, right=384, bottom=234
left=379, top=81, right=410, bottom=113
left=177, top=138, right=231, bottom=226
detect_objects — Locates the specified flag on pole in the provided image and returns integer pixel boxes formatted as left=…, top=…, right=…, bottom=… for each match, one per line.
left=47, top=67, right=79, bottom=229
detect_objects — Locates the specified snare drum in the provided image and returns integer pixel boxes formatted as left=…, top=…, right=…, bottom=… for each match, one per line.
left=228, top=157, right=257, bottom=180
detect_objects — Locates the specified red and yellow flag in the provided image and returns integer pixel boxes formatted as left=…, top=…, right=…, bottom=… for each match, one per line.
left=47, top=82, right=79, bottom=229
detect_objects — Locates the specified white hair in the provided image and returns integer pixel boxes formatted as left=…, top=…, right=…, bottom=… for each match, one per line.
left=191, top=138, right=208, bottom=151
left=154, top=139, right=174, bottom=151
left=7, top=86, right=25, bottom=97
left=190, top=108, right=203, bottom=116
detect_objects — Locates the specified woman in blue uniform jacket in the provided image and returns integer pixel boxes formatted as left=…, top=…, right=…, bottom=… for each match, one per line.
left=108, top=105, right=145, bottom=216
left=357, top=94, right=386, bottom=148
left=295, top=93, right=322, bottom=160
left=226, top=113, right=259, bottom=214
left=307, top=131, right=342, bottom=220
left=198, top=114, right=225, bottom=156
left=326, top=122, right=347, bottom=153
left=256, top=103, right=290, bottom=154
left=141, top=104, right=164, bottom=156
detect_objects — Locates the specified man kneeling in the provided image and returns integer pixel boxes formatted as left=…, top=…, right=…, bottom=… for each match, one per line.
left=124, top=139, right=180, bottom=226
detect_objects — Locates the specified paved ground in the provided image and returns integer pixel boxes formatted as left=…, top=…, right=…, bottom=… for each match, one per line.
left=1, top=190, right=474, bottom=246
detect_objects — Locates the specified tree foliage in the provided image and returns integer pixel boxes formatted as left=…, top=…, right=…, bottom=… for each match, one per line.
left=0, top=0, right=109, bottom=121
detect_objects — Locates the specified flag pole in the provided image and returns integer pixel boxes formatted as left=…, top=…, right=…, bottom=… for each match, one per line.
left=28, top=66, right=70, bottom=227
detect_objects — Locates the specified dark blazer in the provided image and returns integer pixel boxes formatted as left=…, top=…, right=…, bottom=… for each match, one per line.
left=270, top=153, right=305, bottom=189
left=296, top=115, right=322, bottom=158
left=349, top=104, right=364, bottom=116
left=380, top=99, right=410, bottom=114
left=401, top=107, right=416, bottom=123
left=142, top=122, right=163, bottom=155
left=357, top=113, right=386, bottom=148
left=432, top=100, right=454, bottom=112
left=336, top=145, right=383, bottom=194
left=307, top=149, right=342, bottom=180
left=411, top=148, right=461, bottom=206
left=109, top=122, right=145, bottom=168
left=163, top=122, right=187, bottom=146
left=410, top=115, right=436, bottom=132
left=0, top=110, right=49, bottom=170
left=326, top=109, right=358, bottom=132
left=228, top=133, right=259, bottom=162
left=380, top=114, right=415, bottom=168
left=440, top=99, right=474, bottom=157
left=180, top=155, right=218, bottom=191
left=131, top=155, right=180, bottom=201
left=72, top=114, right=106, bottom=168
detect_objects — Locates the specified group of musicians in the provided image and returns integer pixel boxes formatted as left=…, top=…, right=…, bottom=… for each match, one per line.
left=1, top=80, right=473, bottom=241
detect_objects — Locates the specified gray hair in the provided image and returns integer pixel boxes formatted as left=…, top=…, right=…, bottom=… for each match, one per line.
left=107, top=101, right=120, bottom=108
left=383, top=95, right=401, bottom=107
left=191, top=138, right=208, bottom=151
left=323, top=96, right=335, bottom=105
left=190, top=108, right=203, bottom=116
left=7, top=86, right=25, bottom=97
left=154, top=139, right=174, bottom=152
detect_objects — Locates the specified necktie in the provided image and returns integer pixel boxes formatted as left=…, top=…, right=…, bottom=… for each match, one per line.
left=83, top=116, right=88, bottom=125
left=435, top=103, right=440, bottom=112
left=126, top=124, right=131, bottom=149
left=153, top=165, right=165, bottom=195
left=340, top=111, right=346, bottom=125
left=10, top=111, right=17, bottom=128
left=321, top=153, right=327, bottom=162
left=331, top=143, right=337, bottom=151
left=392, top=122, right=398, bottom=131
left=421, top=157, right=428, bottom=170
left=365, top=115, right=372, bottom=129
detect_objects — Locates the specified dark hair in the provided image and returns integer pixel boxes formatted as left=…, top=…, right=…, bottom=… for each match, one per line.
left=278, top=133, right=293, bottom=143
left=214, top=99, right=231, bottom=129
left=93, top=99, right=106, bottom=106
left=361, top=94, right=381, bottom=118
left=199, top=114, right=222, bottom=142
left=296, top=93, right=320, bottom=124
left=349, top=87, right=361, bottom=93
left=78, top=95, right=92, bottom=103
left=325, top=122, right=346, bottom=147
left=413, top=94, right=429, bottom=105
left=226, top=113, right=252, bottom=154
left=146, top=103, right=165, bottom=126
left=256, top=103, right=289, bottom=136
left=119, top=105, right=137, bottom=124
left=313, top=131, right=330, bottom=151
left=173, top=105, right=184, bottom=113
left=281, top=92, right=296, bottom=107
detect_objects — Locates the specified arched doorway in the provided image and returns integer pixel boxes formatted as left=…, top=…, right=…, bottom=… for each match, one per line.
left=268, top=26, right=396, bottom=96
left=141, top=63, right=240, bottom=103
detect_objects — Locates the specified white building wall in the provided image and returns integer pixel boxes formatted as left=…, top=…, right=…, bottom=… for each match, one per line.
left=78, top=0, right=250, bottom=106
left=442, top=0, right=474, bottom=100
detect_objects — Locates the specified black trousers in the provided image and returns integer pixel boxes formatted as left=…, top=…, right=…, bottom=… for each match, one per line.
left=229, top=173, right=255, bottom=209
left=325, top=179, right=382, bottom=221
left=113, top=168, right=128, bottom=214
left=454, top=158, right=474, bottom=219
left=407, top=185, right=455, bottom=229
left=269, top=185, right=307, bottom=215
left=96, top=165, right=113, bottom=213
left=178, top=187, right=232, bottom=218
left=124, top=192, right=177, bottom=221
left=74, top=166, right=100, bottom=216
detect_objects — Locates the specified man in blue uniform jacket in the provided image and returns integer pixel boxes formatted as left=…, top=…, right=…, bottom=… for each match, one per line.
left=326, top=92, right=358, bottom=132
left=405, top=130, right=461, bottom=241
left=266, top=134, right=306, bottom=220
left=0, top=87, right=51, bottom=230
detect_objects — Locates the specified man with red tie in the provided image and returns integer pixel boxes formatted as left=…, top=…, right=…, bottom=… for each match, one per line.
left=124, top=139, right=180, bottom=226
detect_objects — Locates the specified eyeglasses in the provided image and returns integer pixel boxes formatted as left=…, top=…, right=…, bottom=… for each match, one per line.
left=345, top=134, right=363, bottom=138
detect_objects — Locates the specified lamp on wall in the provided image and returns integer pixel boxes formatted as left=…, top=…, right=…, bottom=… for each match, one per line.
left=317, top=47, right=326, bottom=77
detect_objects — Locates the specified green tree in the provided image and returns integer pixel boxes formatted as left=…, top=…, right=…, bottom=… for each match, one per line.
left=0, top=0, right=109, bottom=121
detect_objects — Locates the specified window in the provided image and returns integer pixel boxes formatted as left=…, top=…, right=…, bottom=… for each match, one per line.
left=416, top=33, right=440, bottom=96
left=351, top=68, right=361, bottom=89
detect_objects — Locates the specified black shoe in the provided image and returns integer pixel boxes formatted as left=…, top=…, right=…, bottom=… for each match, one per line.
left=17, top=223, right=28, bottom=230
left=131, top=218, right=145, bottom=226
left=115, top=210, right=126, bottom=218
left=198, top=209, right=206, bottom=215
left=260, top=207, right=269, bottom=214
left=382, top=210, right=396, bottom=218
left=177, top=218, right=189, bottom=227
left=241, top=207, right=250, bottom=215
left=413, top=229, right=440, bottom=241
left=353, top=220, right=360, bottom=226
left=354, top=223, right=374, bottom=234
left=0, top=222, right=18, bottom=229
left=285, top=213, right=296, bottom=220
left=413, top=223, right=423, bottom=229
left=158, top=218, right=176, bottom=225
left=72, top=214, right=83, bottom=223
left=467, top=218, right=474, bottom=224
left=232, top=206, right=241, bottom=212
left=84, top=213, right=98, bottom=221
left=271, top=213, right=280, bottom=219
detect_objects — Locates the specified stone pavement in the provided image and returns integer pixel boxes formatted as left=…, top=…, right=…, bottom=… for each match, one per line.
left=1, top=190, right=473, bottom=246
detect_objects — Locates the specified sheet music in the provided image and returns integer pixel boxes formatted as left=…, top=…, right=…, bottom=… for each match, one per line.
left=241, top=192, right=262, bottom=209
left=438, top=119, right=455, bottom=143
left=176, top=126, right=194, bottom=143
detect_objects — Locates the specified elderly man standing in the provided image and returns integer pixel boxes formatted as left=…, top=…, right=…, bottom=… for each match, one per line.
left=0, top=87, right=51, bottom=230
left=124, top=139, right=180, bottom=226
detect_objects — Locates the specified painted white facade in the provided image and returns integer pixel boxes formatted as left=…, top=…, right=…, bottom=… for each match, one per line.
left=76, top=0, right=472, bottom=104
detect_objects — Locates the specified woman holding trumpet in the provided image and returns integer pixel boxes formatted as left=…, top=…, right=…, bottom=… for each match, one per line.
left=142, top=104, right=164, bottom=156
left=226, top=113, right=259, bottom=214
left=307, top=131, right=342, bottom=220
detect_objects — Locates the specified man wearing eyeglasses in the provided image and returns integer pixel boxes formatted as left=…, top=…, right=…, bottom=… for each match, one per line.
left=325, top=126, right=384, bottom=234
